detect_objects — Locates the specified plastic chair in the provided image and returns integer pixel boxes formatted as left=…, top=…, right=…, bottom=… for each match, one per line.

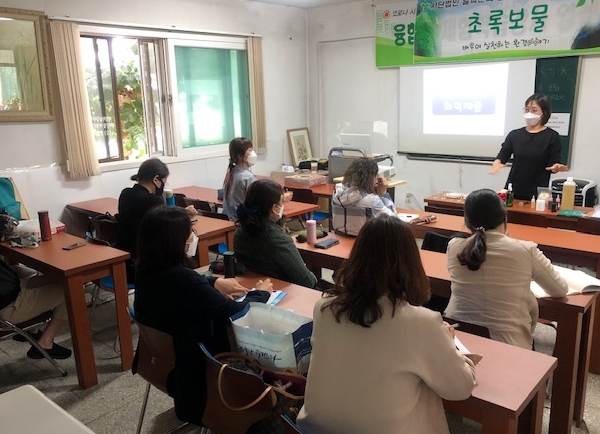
left=421, top=231, right=453, bottom=313
left=0, top=311, right=68, bottom=377
left=174, top=193, right=187, bottom=208
left=183, top=197, right=214, bottom=213
left=198, top=210, right=230, bottom=256
left=285, top=187, right=330, bottom=226
left=85, top=215, right=135, bottom=331
left=200, top=343, right=276, bottom=434
left=135, top=323, right=189, bottom=434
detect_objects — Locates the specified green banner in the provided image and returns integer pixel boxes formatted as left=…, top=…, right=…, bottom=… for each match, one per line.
left=375, top=2, right=417, bottom=67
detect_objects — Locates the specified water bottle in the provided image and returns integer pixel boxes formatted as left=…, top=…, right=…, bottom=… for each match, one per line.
left=38, top=210, right=52, bottom=241
left=306, top=219, right=317, bottom=245
left=223, top=251, right=236, bottom=278
left=561, top=177, right=576, bottom=210
left=506, top=183, right=514, bottom=207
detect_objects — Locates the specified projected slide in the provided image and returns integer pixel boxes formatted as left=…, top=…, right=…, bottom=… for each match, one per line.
left=423, top=63, right=508, bottom=136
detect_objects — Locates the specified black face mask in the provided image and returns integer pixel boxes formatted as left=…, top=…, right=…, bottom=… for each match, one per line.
left=155, top=179, right=165, bottom=197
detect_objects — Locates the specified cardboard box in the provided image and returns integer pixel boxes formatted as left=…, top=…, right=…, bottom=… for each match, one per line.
left=284, top=174, right=327, bottom=188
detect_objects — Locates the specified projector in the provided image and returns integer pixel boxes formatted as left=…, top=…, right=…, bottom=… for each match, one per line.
left=378, top=165, right=396, bottom=179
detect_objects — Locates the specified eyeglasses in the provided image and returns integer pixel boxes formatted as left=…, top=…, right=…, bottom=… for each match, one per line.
left=523, top=107, right=542, bottom=114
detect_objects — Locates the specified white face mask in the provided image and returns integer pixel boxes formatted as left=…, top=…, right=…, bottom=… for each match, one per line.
left=186, top=231, right=199, bottom=258
left=524, top=112, right=541, bottom=126
left=274, top=204, right=284, bottom=220
left=246, top=150, right=258, bottom=166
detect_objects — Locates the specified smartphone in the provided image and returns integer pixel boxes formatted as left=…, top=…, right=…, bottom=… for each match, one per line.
left=314, top=238, right=340, bottom=249
left=62, top=242, right=87, bottom=250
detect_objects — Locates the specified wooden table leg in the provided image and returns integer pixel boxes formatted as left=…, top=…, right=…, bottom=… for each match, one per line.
left=517, top=385, right=546, bottom=434
left=548, top=310, right=583, bottom=434
left=589, top=295, right=600, bottom=374
left=111, top=261, right=133, bottom=371
left=197, top=240, right=210, bottom=266
left=226, top=231, right=234, bottom=252
left=481, top=410, right=518, bottom=434
left=574, top=296, right=596, bottom=424
left=64, top=276, right=97, bottom=388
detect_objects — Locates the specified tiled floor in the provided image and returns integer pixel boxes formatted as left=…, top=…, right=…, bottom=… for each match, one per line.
left=1, top=288, right=600, bottom=433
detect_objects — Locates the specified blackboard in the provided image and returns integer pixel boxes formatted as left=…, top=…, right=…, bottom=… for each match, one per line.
left=534, top=56, right=580, bottom=165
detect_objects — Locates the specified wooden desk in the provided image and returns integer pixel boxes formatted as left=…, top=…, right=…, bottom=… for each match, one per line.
left=67, top=198, right=236, bottom=267
left=192, top=216, right=236, bottom=266
left=0, top=385, right=96, bottom=433
left=67, top=197, right=118, bottom=217
left=296, top=236, right=596, bottom=434
left=424, top=193, right=595, bottom=231
left=173, top=186, right=319, bottom=219
left=230, top=271, right=557, bottom=434
left=0, top=233, right=133, bottom=389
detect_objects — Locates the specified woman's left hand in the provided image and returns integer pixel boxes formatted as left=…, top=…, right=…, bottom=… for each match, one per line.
left=376, top=176, right=389, bottom=196
left=214, top=278, right=249, bottom=300
left=545, top=163, right=569, bottom=173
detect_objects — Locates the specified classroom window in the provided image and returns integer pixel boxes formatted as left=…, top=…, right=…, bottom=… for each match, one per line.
left=80, top=30, right=253, bottom=163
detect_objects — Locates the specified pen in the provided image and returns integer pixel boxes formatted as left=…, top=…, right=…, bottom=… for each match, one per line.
left=191, top=219, right=197, bottom=223
left=448, top=323, right=460, bottom=329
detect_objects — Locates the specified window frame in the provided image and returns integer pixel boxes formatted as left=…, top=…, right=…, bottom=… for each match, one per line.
left=79, top=25, right=253, bottom=167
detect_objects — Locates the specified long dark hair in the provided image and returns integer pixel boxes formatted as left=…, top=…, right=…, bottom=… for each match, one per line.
left=457, top=188, right=507, bottom=271
left=223, top=137, right=253, bottom=197
left=525, top=93, right=552, bottom=125
left=323, top=215, right=430, bottom=327
left=136, top=205, right=192, bottom=272
left=237, top=179, right=283, bottom=236
left=131, top=158, right=169, bottom=182
left=342, top=158, right=378, bottom=194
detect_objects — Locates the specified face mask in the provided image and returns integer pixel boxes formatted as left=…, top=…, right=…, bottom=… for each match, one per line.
left=274, top=204, right=284, bottom=220
left=246, top=150, right=258, bottom=166
left=155, top=179, right=165, bottom=197
left=524, top=112, right=541, bottom=126
left=186, top=231, right=199, bottom=258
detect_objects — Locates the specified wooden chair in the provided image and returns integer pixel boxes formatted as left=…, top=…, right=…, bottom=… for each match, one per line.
left=135, top=323, right=188, bottom=434
left=183, top=197, right=214, bottom=213
left=200, top=344, right=276, bottom=434
left=443, top=316, right=491, bottom=339
left=0, top=311, right=68, bottom=377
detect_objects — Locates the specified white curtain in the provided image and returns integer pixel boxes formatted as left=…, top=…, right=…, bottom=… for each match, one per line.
left=49, top=20, right=100, bottom=178
left=247, top=36, right=267, bottom=154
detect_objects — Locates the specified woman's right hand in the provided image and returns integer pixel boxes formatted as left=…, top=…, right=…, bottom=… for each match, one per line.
left=255, top=278, right=273, bottom=293
left=489, top=159, right=506, bottom=175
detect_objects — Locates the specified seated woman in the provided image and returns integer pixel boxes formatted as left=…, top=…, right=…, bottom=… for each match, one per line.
left=222, top=137, right=258, bottom=221
left=133, top=205, right=272, bottom=425
left=445, top=188, right=568, bottom=350
left=332, top=158, right=398, bottom=236
left=117, top=158, right=195, bottom=282
left=297, top=215, right=476, bottom=434
left=234, top=179, right=318, bottom=288
left=0, top=259, right=71, bottom=359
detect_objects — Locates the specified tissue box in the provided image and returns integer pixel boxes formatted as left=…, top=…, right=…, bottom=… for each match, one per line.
left=16, top=219, right=66, bottom=237
left=284, top=174, right=327, bottom=188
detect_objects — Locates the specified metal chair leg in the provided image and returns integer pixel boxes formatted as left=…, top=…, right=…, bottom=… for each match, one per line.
left=136, top=382, right=152, bottom=434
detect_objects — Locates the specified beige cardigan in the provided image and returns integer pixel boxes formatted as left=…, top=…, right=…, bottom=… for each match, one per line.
left=445, top=230, right=568, bottom=349
left=297, top=297, right=476, bottom=434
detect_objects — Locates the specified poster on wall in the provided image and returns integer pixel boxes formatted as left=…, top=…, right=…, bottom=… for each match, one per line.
left=413, top=0, right=600, bottom=63
left=375, top=1, right=417, bottom=67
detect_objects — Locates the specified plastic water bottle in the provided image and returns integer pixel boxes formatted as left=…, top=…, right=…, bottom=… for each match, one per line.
left=506, top=183, right=514, bottom=207
left=561, top=177, right=576, bottom=210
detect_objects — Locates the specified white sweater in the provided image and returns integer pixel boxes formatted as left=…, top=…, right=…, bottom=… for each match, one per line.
left=297, top=297, right=476, bottom=434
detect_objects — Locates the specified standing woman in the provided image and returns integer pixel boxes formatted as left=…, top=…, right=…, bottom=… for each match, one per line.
left=490, top=93, right=569, bottom=200
left=222, top=137, right=257, bottom=221
left=445, top=189, right=568, bottom=349
left=133, top=205, right=272, bottom=425
left=297, top=215, right=476, bottom=434
left=117, top=158, right=170, bottom=283
left=234, top=179, right=318, bottom=288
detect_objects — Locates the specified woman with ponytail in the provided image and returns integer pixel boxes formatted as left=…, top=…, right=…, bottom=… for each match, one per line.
left=222, top=138, right=257, bottom=221
left=445, top=188, right=568, bottom=349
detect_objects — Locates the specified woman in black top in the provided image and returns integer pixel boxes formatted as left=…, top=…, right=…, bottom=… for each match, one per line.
left=116, top=158, right=169, bottom=283
left=133, top=205, right=272, bottom=425
left=490, top=93, right=569, bottom=200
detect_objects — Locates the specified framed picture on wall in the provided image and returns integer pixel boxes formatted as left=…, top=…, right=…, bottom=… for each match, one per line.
left=287, top=127, right=313, bottom=167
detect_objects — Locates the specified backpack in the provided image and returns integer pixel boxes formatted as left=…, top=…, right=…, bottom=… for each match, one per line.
left=0, top=178, right=22, bottom=220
